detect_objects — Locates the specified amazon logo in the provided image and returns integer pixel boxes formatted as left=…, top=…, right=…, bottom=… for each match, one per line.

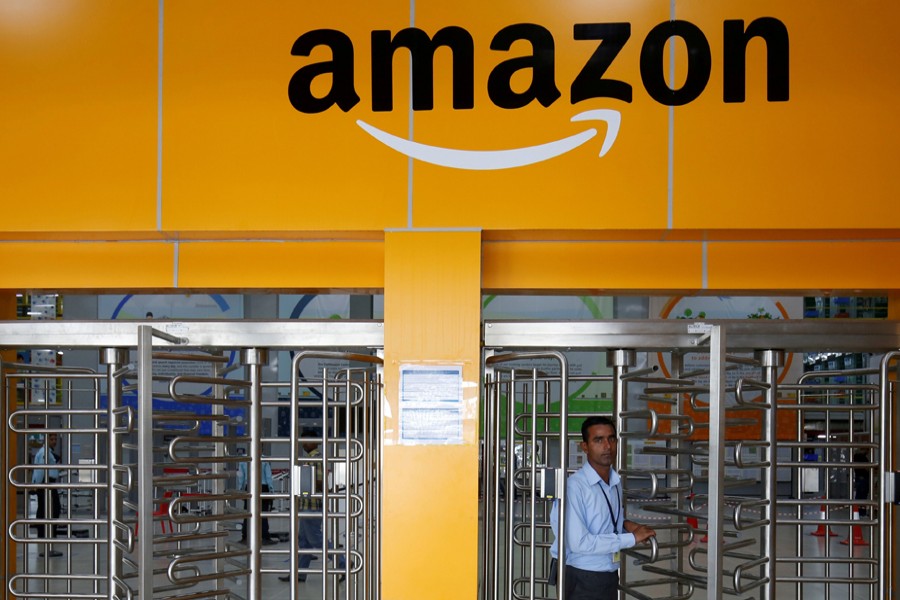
left=288, top=18, right=789, bottom=170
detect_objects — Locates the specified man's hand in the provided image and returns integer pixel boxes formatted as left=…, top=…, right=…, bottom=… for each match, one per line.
left=632, top=524, right=656, bottom=544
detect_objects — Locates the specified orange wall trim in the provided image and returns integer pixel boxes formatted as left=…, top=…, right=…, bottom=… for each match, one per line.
left=178, top=241, right=385, bottom=290
left=0, top=242, right=174, bottom=290
left=483, top=241, right=704, bottom=292
left=707, top=241, right=900, bottom=291
left=4, top=239, right=899, bottom=294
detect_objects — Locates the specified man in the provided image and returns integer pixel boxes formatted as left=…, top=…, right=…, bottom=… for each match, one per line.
left=280, top=429, right=345, bottom=583
left=32, top=432, right=63, bottom=557
left=237, top=449, right=278, bottom=545
left=551, top=416, right=655, bottom=600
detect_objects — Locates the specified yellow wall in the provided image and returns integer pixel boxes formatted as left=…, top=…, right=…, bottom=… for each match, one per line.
left=2, top=1, right=898, bottom=295
left=0, top=1, right=158, bottom=232
left=3, top=2, right=900, bottom=599
left=3, top=1, right=900, bottom=238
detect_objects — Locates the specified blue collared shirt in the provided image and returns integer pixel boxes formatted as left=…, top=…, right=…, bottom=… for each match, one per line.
left=550, top=463, right=635, bottom=572
left=32, top=446, right=59, bottom=484
left=237, top=459, right=274, bottom=490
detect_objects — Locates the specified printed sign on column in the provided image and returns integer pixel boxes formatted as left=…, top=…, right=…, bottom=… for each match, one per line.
left=399, top=364, right=464, bottom=445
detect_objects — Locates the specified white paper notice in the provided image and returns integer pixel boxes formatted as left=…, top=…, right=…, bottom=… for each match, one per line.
left=399, top=364, right=464, bottom=445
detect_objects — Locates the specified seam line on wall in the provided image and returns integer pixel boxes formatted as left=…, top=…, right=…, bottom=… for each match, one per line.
left=667, top=0, right=675, bottom=230
left=157, top=0, right=164, bottom=232
left=173, top=241, right=179, bottom=288
left=3, top=237, right=899, bottom=245
left=386, top=227, right=482, bottom=233
left=483, top=239, right=699, bottom=244
left=176, top=238, right=387, bottom=244
left=702, top=241, right=708, bottom=289
left=407, top=0, right=415, bottom=230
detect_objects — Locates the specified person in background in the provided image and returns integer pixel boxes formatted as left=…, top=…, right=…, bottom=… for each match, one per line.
left=280, top=429, right=345, bottom=583
left=32, top=432, right=63, bottom=557
left=237, top=448, right=278, bottom=545
left=852, top=447, right=871, bottom=518
left=550, top=416, right=656, bottom=600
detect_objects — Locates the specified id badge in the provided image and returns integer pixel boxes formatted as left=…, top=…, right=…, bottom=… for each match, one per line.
left=613, top=551, right=620, bottom=563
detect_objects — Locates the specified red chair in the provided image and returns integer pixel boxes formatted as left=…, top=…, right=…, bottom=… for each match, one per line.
left=135, top=490, right=175, bottom=537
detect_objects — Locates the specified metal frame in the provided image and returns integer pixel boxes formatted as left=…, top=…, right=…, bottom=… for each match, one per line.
left=483, top=319, right=900, bottom=353
left=0, top=320, right=385, bottom=351
left=1, top=320, right=384, bottom=600
left=481, top=319, right=900, bottom=600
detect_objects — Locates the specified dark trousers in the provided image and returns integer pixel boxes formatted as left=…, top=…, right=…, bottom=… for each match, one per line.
left=855, top=474, right=870, bottom=517
left=35, top=487, right=61, bottom=539
left=242, top=484, right=271, bottom=540
left=561, top=565, right=619, bottom=600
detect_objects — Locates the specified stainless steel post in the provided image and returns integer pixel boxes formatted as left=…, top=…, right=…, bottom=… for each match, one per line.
left=481, top=354, right=497, bottom=600
left=244, top=348, right=267, bottom=600
left=289, top=353, right=299, bottom=600
left=136, top=325, right=154, bottom=600
left=608, top=349, right=635, bottom=600
left=101, top=347, right=129, bottom=600
left=880, top=351, right=900, bottom=600
left=528, top=368, right=539, bottom=600
left=707, top=326, right=725, bottom=600
left=758, top=349, right=784, bottom=600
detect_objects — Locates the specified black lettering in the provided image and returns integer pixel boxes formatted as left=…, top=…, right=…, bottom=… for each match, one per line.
left=571, top=23, right=633, bottom=104
left=723, top=18, right=790, bottom=102
left=371, top=27, right=474, bottom=111
left=487, top=24, right=560, bottom=109
left=288, top=29, right=359, bottom=113
left=640, top=20, right=711, bottom=106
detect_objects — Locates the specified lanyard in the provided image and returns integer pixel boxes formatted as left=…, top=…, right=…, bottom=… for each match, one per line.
left=598, top=482, right=620, bottom=535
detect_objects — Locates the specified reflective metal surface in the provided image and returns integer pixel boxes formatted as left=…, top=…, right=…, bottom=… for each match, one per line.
left=1, top=321, right=384, bottom=600
left=481, top=320, right=896, bottom=600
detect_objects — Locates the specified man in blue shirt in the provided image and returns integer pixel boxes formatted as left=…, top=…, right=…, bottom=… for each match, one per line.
left=551, top=416, right=655, bottom=600
left=32, top=432, right=63, bottom=556
left=280, top=429, right=345, bottom=583
left=237, top=449, right=278, bottom=545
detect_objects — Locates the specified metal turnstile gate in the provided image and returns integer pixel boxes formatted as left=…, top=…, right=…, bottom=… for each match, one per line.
left=481, top=320, right=900, bottom=600
left=1, top=320, right=383, bottom=600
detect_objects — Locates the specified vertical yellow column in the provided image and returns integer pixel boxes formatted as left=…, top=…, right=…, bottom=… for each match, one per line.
left=889, top=292, right=900, bottom=319
left=1, top=292, right=18, bottom=582
left=382, top=231, right=482, bottom=600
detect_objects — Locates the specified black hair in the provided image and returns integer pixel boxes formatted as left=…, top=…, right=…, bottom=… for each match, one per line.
left=581, top=416, right=616, bottom=442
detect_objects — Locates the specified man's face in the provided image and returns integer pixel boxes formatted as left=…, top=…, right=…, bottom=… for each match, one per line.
left=48, top=433, right=58, bottom=447
left=581, top=423, right=617, bottom=469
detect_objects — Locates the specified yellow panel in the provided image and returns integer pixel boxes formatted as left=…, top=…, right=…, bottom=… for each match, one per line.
left=169, top=230, right=383, bottom=242
left=0, top=1, right=158, bottom=232
left=178, top=241, right=384, bottom=289
left=890, top=293, right=900, bottom=319
left=675, top=0, right=900, bottom=229
left=162, top=1, right=409, bottom=232
left=0, top=231, right=168, bottom=242
left=382, top=231, right=481, bottom=600
left=679, top=229, right=900, bottom=242
left=0, top=242, right=173, bottom=289
left=708, top=241, right=900, bottom=290
left=483, top=241, right=703, bottom=291
left=485, top=228, right=900, bottom=242
left=412, top=0, right=670, bottom=229
left=484, top=230, right=672, bottom=242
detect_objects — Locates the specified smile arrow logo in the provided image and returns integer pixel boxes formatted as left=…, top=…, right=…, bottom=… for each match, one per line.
left=355, top=109, right=621, bottom=171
